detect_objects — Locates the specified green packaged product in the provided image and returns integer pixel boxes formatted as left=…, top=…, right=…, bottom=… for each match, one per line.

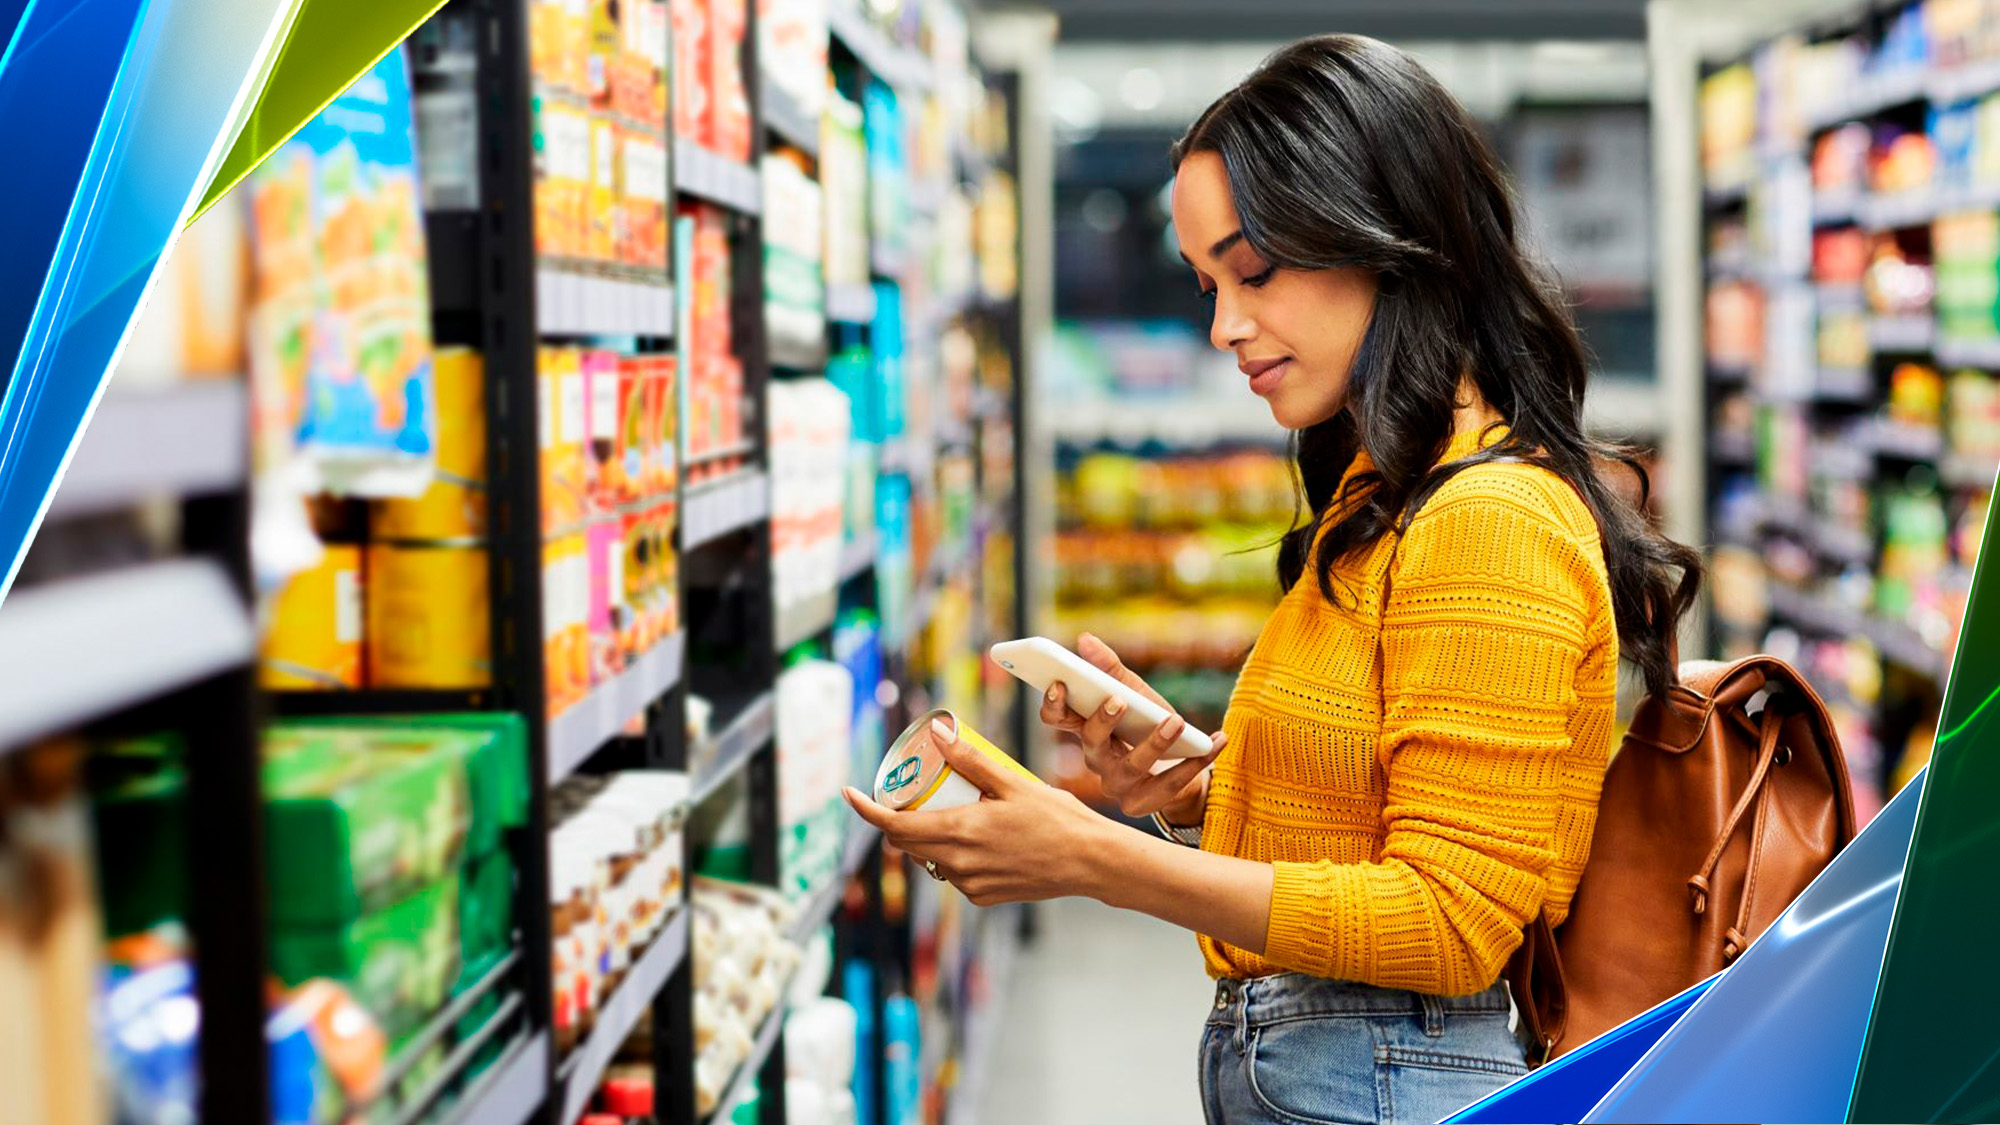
left=275, top=714, right=528, bottom=860
left=269, top=876, right=461, bottom=1039
left=87, top=736, right=188, bottom=937
left=263, top=727, right=472, bottom=926
left=459, top=850, right=516, bottom=969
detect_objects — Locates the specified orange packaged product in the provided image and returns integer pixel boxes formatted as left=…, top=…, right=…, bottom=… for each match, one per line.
left=650, top=355, right=679, bottom=497
left=584, top=348, right=621, bottom=510
left=620, top=506, right=651, bottom=656
left=615, top=355, right=649, bottom=506
left=651, top=500, right=679, bottom=638
left=671, top=0, right=711, bottom=148
left=706, top=0, right=750, bottom=162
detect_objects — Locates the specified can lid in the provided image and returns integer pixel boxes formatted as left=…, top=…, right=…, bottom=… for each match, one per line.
left=876, top=710, right=955, bottom=810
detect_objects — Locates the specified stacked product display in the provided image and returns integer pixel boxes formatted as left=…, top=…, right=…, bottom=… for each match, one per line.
left=1047, top=448, right=1290, bottom=803
left=529, top=0, right=673, bottom=274
left=1699, top=0, right=2000, bottom=824
left=549, top=771, right=690, bottom=1057
left=4, top=1, right=1027, bottom=1123
left=691, top=880, right=802, bottom=1117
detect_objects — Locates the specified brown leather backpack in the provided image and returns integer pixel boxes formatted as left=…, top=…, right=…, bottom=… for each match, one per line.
left=1508, top=653, right=1858, bottom=1061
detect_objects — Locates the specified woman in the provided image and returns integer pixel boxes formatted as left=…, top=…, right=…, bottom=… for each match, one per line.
left=844, top=34, right=1700, bottom=1125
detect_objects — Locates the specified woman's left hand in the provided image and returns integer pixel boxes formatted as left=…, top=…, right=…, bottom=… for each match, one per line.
left=843, top=719, right=1115, bottom=906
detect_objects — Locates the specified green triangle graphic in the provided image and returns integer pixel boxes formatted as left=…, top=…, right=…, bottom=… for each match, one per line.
left=190, top=0, right=446, bottom=221
left=1850, top=470, right=2000, bottom=1122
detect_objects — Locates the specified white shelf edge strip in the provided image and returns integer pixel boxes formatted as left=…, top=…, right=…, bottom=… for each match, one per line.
left=52, top=382, right=248, bottom=517
left=0, top=560, right=253, bottom=751
left=776, top=589, right=837, bottom=652
left=685, top=471, right=770, bottom=547
left=443, top=1032, right=548, bottom=1125
left=707, top=976, right=791, bottom=1125
left=559, top=908, right=690, bottom=1125
left=692, top=692, right=776, bottom=804
left=536, top=269, right=675, bottom=337
left=547, top=631, right=688, bottom=784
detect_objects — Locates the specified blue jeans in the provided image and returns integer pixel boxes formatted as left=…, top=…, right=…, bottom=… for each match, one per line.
left=1199, top=974, right=1530, bottom=1125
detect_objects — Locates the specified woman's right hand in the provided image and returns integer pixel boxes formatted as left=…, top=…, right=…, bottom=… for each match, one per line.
left=1038, top=634, right=1226, bottom=823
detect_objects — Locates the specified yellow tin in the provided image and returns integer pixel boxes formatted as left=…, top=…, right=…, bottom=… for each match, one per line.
left=260, top=545, right=363, bottom=690
left=874, top=708, right=1039, bottom=811
left=366, top=542, right=491, bottom=688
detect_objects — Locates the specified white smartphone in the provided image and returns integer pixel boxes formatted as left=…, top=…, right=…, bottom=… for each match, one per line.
left=989, top=637, right=1214, bottom=760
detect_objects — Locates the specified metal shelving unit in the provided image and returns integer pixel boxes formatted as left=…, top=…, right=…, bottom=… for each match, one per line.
left=8, top=2, right=1028, bottom=1124
left=1696, top=3, right=2000, bottom=813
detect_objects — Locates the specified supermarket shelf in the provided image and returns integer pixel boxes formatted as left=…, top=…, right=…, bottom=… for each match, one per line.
left=871, top=241, right=908, bottom=279
left=1766, top=584, right=1947, bottom=680
left=1808, top=66, right=1928, bottom=131
left=1814, top=366, right=1873, bottom=403
left=0, top=560, right=252, bottom=752
left=705, top=986, right=788, bottom=1125
left=1046, top=396, right=1286, bottom=447
left=776, top=588, right=838, bottom=652
left=1813, top=441, right=1875, bottom=481
left=1707, top=360, right=1752, bottom=384
left=385, top=995, right=526, bottom=1125
left=768, top=325, right=830, bottom=371
left=536, top=269, right=675, bottom=337
left=1935, top=335, right=2000, bottom=369
left=826, top=283, right=877, bottom=324
left=1867, top=314, right=1935, bottom=353
left=1815, top=282, right=1866, bottom=310
left=684, top=470, right=771, bottom=548
left=557, top=907, right=690, bottom=1125
left=440, top=1032, right=547, bottom=1125
left=1812, top=189, right=1862, bottom=226
left=1860, top=187, right=1940, bottom=231
left=839, top=532, right=877, bottom=582
left=52, top=381, right=248, bottom=517
left=787, top=825, right=880, bottom=944
left=827, top=0, right=932, bottom=92
left=879, top=436, right=918, bottom=475
left=1702, top=180, right=1748, bottom=210
left=692, top=691, right=777, bottom=806
left=1941, top=452, right=1998, bottom=490
left=1712, top=432, right=1755, bottom=466
left=1929, top=56, right=2000, bottom=106
left=547, top=631, right=688, bottom=784
left=1863, top=418, right=1946, bottom=461
left=674, top=140, right=762, bottom=214
left=758, top=73, right=821, bottom=158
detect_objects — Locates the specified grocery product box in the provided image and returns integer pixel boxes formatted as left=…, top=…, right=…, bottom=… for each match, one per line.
left=269, top=875, right=461, bottom=1038
left=262, top=727, right=475, bottom=926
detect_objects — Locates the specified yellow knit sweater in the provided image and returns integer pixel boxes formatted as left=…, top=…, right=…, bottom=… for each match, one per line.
left=1202, top=425, right=1618, bottom=994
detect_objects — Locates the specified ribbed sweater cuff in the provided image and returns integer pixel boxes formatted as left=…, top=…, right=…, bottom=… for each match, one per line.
left=1266, top=861, right=1446, bottom=989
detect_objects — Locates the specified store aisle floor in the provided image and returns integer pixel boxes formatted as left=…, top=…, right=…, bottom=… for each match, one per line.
left=976, top=896, right=1211, bottom=1125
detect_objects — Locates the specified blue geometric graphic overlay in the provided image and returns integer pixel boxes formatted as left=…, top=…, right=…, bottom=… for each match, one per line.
left=1444, top=978, right=1714, bottom=1124
left=1582, top=771, right=1923, bottom=1123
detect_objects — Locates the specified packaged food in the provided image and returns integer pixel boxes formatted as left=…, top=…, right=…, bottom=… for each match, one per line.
left=261, top=727, right=472, bottom=925
left=261, top=544, right=364, bottom=690
left=268, top=876, right=462, bottom=1037
left=366, top=542, right=492, bottom=688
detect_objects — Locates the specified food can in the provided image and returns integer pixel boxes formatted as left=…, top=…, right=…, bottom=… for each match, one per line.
left=873, top=708, right=1039, bottom=812
left=366, top=541, right=491, bottom=688
left=261, top=545, right=364, bottom=690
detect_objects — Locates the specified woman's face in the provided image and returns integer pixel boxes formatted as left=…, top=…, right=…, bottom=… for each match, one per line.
left=1170, top=151, right=1378, bottom=430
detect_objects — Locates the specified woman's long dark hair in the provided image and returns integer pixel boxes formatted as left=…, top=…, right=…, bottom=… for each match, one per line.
left=1171, top=35, right=1700, bottom=695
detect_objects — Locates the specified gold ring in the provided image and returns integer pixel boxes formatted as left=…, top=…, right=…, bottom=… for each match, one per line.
left=924, top=859, right=947, bottom=882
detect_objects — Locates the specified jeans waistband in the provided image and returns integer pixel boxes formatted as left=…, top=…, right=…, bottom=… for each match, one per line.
left=1210, top=973, right=1512, bottom=1026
